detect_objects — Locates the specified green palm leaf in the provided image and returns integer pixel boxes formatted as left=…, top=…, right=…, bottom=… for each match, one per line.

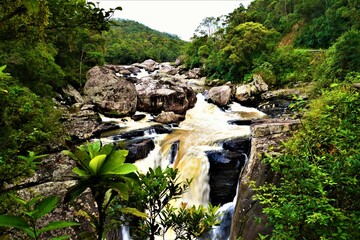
left=110, top=163, right=137, bottom=175
left=100, top=150, right=128, bottom=174
left=89, top=154, right=107, bottom=175
left=73, top=167, right=91, bottom=177
left=0, top=215, right=34, bottom=237
left=33, top=196, right=58, bottom=219
left=38, top=221, right=80, bottom=233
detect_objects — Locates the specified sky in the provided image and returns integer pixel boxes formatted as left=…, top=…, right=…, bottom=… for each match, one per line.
left=90, top=0, right=253, bottom=41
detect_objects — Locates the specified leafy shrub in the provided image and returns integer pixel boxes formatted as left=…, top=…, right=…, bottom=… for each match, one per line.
left=0, top=194, right=79, bottom=239
left=256, top=46, right=318, bottom=87
left=0, top=67, right=62, bottom=187
left=256, top=84, right=360, bottom=239
left=325, top=29, right=360, bottom=80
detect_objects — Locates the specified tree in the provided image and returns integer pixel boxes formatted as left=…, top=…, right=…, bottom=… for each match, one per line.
left=205, top=22, right=280, bottom=82
left=326, top=29, right=360, bottom=79
left=195, top=16, right=223, bottom=37
left=62, top=141, right=138, bottom=240
left=123, top=166, right=220, bottom=240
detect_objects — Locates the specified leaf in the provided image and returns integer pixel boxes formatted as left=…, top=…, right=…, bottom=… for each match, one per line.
left=111, top=182, right=129, bottom=200
left=88, top=141, right=101, bottom=159
left=64, top=180, right=91, bottom=203
left=38, top=221, right=80, bottom=233
left=120, top=207, right=148, bottom=219
left=10, top=194, right=27, bottom=207
left=72, top=167, right=90, bottom=177
left=61, top=150, right=78, bottom=161
left=89, top=154, right=107, bottom=174
left=0, top=65, right=6, bottom=72
left=0, top=215, right=35, bottom=237
left=100, top=150, right=128, bottom=174
left=0, top=215, right=29, bottom=229
left=33, top=196, right=59, bottom=219
left=110, top=163, right=137, bottom=175
left=99, top=143, right=114, bottom=156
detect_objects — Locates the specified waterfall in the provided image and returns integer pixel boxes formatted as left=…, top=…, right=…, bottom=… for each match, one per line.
left=102, top=93, right=265, bottom=239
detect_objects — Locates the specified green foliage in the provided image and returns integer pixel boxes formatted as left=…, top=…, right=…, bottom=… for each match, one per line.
left=206, top=22, right=280, bottom=82
left=104, top=19, right=186, bottom=65
left=0, top=194, right=79, bottom=239
left=294, top=1, right=357, bottom=48
left=254, top=47, right=319, bottom=87
left=255, top=84, right=360, bottom=239
left=63, top=141, right=138, bottom=240
left=325, top=30, right=360, bottom=80
left=162, top=203, right=220, bottom=239
left=125, top=166, right=189, bottom=239
left=122, top=166, right=220, bottom=240
left=0, top=68, right=61, bottom=187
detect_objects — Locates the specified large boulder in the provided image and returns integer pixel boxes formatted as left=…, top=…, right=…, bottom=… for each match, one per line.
left=154, top=111, right=185, bottom=124
left=135, top=78, right=197, bottom=114
left=235, top=74, right=268, bottom=102
left=159, top=62, right=179, bottom=75
left=84, top=66, right=137, bottom=117
left=61, top=84, right=84, bottom=104
left=209, top=85, right=232, bottom=107
left=230, top=119, right=301, bottom=240
left=185, top=68, right=202, bottom=79
left=132, top=59, right=159, bottom=72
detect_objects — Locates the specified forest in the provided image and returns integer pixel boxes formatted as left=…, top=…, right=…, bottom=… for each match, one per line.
left=0, top=0, right=359, bottom=239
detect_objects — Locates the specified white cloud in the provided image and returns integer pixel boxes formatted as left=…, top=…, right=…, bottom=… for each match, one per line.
left=91, top=0, right=252, bottom=41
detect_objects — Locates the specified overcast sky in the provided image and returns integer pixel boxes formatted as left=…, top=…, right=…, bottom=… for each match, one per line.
left=91, top=0, right=253, bottom=41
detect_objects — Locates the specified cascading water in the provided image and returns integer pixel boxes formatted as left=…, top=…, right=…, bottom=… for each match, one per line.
left=101, top=92, right=266, bottom=239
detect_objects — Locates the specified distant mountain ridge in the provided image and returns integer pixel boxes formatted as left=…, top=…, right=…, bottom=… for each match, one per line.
left=104, top=19, right=186, bottom=64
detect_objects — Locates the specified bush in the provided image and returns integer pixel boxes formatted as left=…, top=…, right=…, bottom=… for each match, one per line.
left=326, top=29, right=360, bottom=80
left=0, top=68, right=62, bottom=187
left=256, top=84, right=360, bottom=239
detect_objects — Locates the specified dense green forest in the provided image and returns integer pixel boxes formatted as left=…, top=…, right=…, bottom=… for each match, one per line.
left=104, top=19, right=186, bottom=64
left=0, top=0, right=359, bottom=239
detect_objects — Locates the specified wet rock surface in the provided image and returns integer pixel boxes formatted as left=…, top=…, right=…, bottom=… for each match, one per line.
left=125, top=138, right=156, bottom=163
left=230, top=119, right=301, bottom=240
left=154, top=111, right=185, bottom=124
left=208, top=85, right=232, bottom=107
left=207, top=137, right=251, bottom=206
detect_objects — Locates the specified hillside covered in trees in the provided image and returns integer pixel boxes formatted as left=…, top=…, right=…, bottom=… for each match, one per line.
left=0, top=0, right=359, bottom=239
left=104, top=19, right=186, bottom=64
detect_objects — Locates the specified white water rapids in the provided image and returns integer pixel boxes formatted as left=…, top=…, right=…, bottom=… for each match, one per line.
left=101, top=92, right=266, bottom=239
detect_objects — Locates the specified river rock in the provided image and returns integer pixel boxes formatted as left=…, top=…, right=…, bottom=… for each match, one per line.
left=62, top=84, right=84, bottom=104
left=84, top=66, right=137, bottom=117
left=185, top=68, right=202, bottom=79
left=159, top=62, right=179, bottom=75
left=103, top=64, right=142, bottom=77
left=154, top=111, right=185, bottom=124
left=230, top=119, right=301, bottom=240
left=125, top=138, right=155, bottom=163
left=62, top=107, right=102, bottom=143
left=209, top=85, right=232, bottom=107
left=207, top=150, right=247, bottom=206
left=133, top=59, right=159, bottom=72
left=135, top=78, right=197, bottom=114
left=235, top=74, right=268, bottom=102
